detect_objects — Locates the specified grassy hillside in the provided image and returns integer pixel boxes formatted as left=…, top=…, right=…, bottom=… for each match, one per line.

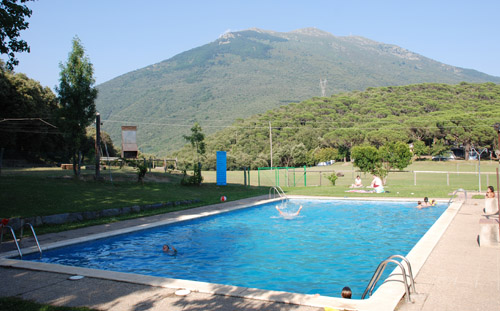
left=173, top=82, right=500, bottom=169
left=95, top=28, right=500, bottom=155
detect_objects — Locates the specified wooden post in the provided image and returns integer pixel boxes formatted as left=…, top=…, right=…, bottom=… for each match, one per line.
left=95, top=113, right=101, bottom=180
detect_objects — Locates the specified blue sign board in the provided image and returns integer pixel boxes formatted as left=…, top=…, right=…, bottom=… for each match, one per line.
left=216, top=151, right=227, bottom=186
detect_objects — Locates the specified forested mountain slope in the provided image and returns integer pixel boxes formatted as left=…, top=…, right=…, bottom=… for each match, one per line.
left=173, top=82, right=500, bottom=169
left=96, top=28, right=500, bottom=155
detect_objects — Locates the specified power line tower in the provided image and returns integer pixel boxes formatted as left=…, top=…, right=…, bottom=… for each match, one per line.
left=320, top=78, right=327, bottom=97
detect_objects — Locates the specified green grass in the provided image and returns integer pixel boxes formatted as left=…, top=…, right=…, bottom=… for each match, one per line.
left=1, top=161, right=498, bottom=234
left=0, top=297, right=96, bottom=311
left=0, top=167, right=267, bottom=218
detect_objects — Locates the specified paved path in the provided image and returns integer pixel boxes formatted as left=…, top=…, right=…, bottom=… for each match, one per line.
left=396, top=197, right=500, bottom=311
left=1, top=195, right=499, bottom=310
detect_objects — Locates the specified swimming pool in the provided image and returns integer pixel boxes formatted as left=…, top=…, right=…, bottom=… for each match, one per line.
left=23, top=199, right=446, bottom=299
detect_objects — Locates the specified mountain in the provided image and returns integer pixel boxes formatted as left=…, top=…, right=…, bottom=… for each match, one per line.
left=95, top=28, right=500, bottom=155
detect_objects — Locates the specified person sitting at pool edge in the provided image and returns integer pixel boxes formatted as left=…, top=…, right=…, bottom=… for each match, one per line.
left=163, top=244, right=177, bottom=255
left=341, top=286, right=352, bottom=299
left=484, top=186, right=498, bottom=214
left=350, top=175, right=363, bottom=188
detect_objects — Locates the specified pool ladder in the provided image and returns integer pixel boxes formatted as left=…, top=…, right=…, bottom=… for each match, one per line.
left=448, top=188, right=467, bottom=205
left=269, top=186, right=288, bottom=201
left=0, top=223, right=42, bottom=259
left=362, top=254, right=415, bottom=302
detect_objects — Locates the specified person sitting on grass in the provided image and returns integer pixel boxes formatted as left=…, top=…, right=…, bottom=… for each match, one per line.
left=350, top=175, right=363, bottom=188
left=368, top=175, right=384, bottom=193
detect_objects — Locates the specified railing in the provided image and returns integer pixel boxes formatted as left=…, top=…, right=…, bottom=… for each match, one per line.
left=448, top=188, right=467, bottom=205
left=20, top=223, right=42, bottom=257
left=1, top=222, right=42, bottom=258
left=269, top=186, right=288, bottom=200
left=0, top=225, right=22, bottom=258
left=362, top=254, right=415, bottom=302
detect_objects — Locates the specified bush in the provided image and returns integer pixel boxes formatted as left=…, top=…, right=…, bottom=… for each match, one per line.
left=181, top=162, right=203, bottom=186
left=326, top=171, right=338, bottom=186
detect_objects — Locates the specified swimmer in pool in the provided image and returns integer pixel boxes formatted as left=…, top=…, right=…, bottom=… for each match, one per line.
left=162, top=244, right=177, bottom=255
left=276, top=205, right=303, bottom=218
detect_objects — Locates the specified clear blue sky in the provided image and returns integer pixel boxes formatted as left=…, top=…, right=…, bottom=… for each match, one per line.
left=6, top=0, right=500, bottom=90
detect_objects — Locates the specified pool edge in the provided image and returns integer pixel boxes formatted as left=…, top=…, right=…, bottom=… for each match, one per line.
left=0, top=196, right=461, bottom=311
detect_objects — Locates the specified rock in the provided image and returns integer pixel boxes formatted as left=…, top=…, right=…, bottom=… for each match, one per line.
left=42, top=213, right=70, bottom=225
left=101, top=208, right=121, bottom=217
left=82, top=211, right=99, bottom=220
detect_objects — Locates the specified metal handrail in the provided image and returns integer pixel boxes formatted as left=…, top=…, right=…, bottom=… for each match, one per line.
left=448, top=188, right=467, bottom=205
left=362, top=254, right=415, bottom=302
left=20, top=223, right=42, bottom=257
left=0, top=225, right=22, bottom=258
left=269, top=186, right=288, bottom=200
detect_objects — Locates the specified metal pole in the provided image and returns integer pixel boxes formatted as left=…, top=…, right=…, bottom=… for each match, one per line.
left=497, top=168, right=500, bottom=240
left=95, top=113, right=101, bottom=180
left=269, top=122, right=273, bottom=169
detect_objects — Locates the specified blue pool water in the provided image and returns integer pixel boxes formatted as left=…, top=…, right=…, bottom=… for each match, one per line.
left=24, top=199, right=446, bottom=298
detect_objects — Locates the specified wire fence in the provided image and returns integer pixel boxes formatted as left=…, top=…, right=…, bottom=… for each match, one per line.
left=201, top=165, right=500, bottom=192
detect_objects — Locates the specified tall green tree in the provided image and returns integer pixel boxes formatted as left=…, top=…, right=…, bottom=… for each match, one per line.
left=56, top=36, right=98, bottom=176
left=0, top=0, right=34, bottom=69
left=378, top=141, right=412, bottom=181
left=351, top=145, right=380, bottom=174
left=183, top=122, right=206, bottom=162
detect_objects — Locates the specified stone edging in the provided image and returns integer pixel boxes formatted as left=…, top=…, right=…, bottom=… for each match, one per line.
left=5, top=199, right=202, bottom=230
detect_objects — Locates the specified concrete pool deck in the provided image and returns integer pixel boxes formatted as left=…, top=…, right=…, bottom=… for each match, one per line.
left=0, top=194, right=498, bottom=310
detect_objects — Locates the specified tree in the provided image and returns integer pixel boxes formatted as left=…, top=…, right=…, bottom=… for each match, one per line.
left=352, top=142, right=412, bottom=183
left=351, top=145, right=380, bottom=174
left=182, top=122, right=205, bottom=185
left=56, top=36, right=98, bottom=176
left=378, top=141, right=412, bottom=181
left=183, top=122, right=206, bottom=162
left=412, top=140, right=429, bottom=159
left=0, top=0, right=34, bottom=69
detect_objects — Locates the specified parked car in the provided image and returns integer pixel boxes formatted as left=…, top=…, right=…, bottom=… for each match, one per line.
left=432, top=152, right=456, bottom=161
left=468, top=152, right=478, bottom=160
left=317, top=160, right=335, bottom=166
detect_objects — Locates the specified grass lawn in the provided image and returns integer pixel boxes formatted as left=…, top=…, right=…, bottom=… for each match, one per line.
left=1, top=160, right=496, bottom=234
left=0, top=167, right=268, bottom=234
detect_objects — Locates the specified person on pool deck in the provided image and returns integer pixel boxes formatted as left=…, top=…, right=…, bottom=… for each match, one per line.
left=484, top=186, right=498, bottom=214
left=162, top=244, right=177, bottom=255
left=341, top=286, right=352, bottom=299
left=276, top=205, right=303, bottom=217
left=350, top=175, right=363, bottom=188
left=368, top=175, right=384, bottom=193
left=486, top=186, right=496, bottom=198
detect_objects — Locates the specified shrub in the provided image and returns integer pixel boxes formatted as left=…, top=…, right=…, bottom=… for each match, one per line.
left=326, top=171, right=338, bottom=186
